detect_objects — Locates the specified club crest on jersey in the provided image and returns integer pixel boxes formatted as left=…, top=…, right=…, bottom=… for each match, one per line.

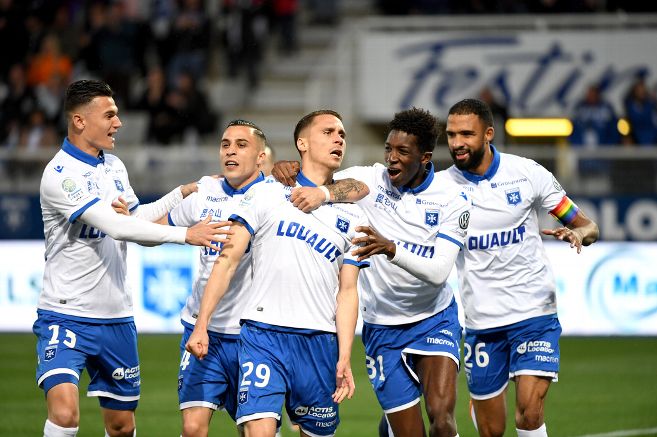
left=238, top=389, right=248, bottom=405
left=425, top=209, right=439, bottom=227
left=44, top=345, right=57, bottom=362
left=114, top=179, right=124, bottom=192
left=336, top=216, right=350, bottom=233
left=505, top=188, right=521, bottom=206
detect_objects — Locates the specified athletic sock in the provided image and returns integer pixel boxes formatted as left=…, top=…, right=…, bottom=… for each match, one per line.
left=517, top=423, right=548, bottom=437
left=44, top=419, right=78, bottom=437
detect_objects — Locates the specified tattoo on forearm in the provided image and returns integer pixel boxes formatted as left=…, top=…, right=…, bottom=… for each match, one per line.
left=329, top=179, right=366, bottom=202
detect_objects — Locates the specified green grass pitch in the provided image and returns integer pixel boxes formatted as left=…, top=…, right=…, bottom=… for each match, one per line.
left=2, top=334, right=656, bottom=436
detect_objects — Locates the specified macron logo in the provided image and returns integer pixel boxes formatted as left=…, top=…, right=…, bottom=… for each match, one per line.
left=55, top=165, right=63, bottom=173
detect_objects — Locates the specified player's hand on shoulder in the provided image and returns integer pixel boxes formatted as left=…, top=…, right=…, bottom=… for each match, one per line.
left=185, top=215, right=234, bottom=248
left=351, top=226, right=396, bottom=261
left=290, top=187, right=325, bottom=213
left=185, top=327, right=209, bottom=360
left=180, top=180, right=200, bottom=198
left=271, top=160, right=300, bottom=186
left=541, top=227, right=584, bottom=253
left=333, top=359, right=355, bottom=403
left=111, top=196, right=129, bottom=216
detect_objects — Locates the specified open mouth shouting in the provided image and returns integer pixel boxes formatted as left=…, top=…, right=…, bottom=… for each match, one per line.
left=224, top=159, right=239, bottom=169
left=329, top=148, right=343, bottom=159
left=387, top=166, right=403, bottom=183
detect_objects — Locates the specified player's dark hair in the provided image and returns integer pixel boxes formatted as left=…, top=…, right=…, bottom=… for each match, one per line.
left=448, top=98, right=494, bottom=128
left=388, top=107, right=440, bottom=154
left=64, top=80, right=113, bottom=114
left=294, top=110, right=342, bottom=143
left=226, top=119, right=268, bottom=148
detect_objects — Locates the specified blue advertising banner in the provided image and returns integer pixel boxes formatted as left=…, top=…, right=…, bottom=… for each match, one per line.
left=1, top=241, right=655, bottom=335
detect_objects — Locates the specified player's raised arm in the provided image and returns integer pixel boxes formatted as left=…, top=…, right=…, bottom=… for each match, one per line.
left=271, top=160, right=300, bottom=185
left=290, top=179, right=369, bottom=213
left=272, top=160, right=369, bottom=212
left=130, top=181, right=198, bottom=222
left=80, top=201, right=230, bottom=249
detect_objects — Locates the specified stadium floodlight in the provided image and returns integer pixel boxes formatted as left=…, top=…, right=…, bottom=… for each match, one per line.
left=617, top=118, right=631, bottom=136
left=505, top=118, right=573, bottom=137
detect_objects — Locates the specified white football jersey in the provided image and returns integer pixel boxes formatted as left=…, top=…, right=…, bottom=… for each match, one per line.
left=168, top=173, right=268, bottom=335
left=232, top=172, right=370, bottom=333
left=337, top=163, right=471, bottom=325
left=39, top=138, right=140, bottom=320
left=444, top=147, right=568, bottom=330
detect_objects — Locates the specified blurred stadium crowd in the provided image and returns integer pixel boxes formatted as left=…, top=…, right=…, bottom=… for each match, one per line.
left=1, top=0, right=656, bottom=158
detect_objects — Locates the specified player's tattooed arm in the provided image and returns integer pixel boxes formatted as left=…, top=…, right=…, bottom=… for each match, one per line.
left=327, top=178, right=369, bottom=202
left=290, top=179, right=369, bottom=213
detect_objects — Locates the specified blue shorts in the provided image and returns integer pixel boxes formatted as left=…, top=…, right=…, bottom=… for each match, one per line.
left=464, top=314, right=562, bottom=400
left=178, top=323, right=240, bottom=420
left=236, top=322, right=340, bottom=436
left=361, top=298, right=461, bottom=413
left=33, top=310, right=140, bottom=410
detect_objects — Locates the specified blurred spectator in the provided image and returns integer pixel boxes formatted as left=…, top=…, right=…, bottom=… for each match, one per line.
left=624, top=76, right=657, bottom=145
left=26, top=33, right=72, bottom=87
left=19, top=108, right=57, bottom=153
left=479, top=86, right=509, bottom=145
left=78, top=1, right=147, bottom=106
left=167, top=71, right=219, bottom=142
left=23, top=12, right=47, bottom=60
left=34, top=73, right=67, bottom=133
left=0, top=0, right=29, bottom=78
left=569, top=83, right=620, bottom=180
left=223, top=0, right=268, bottom=89
left=271, top=0, right=298, bottom=56
left=0, top=63, right=37, bottom=147
left=148, top=0, right=177, bottom=68
left=306, top=0, right=339, bottom=24
left=134, top=65, right=180, bottom=145
left=49, top=4, right=81, bottom=59
left=570, top=84, right=620, bottom=147
left=167, top=0, right=211, bottom=85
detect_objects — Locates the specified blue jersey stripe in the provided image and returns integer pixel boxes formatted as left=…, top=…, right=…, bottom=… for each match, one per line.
left=229, top=215, right=255, bottom=235
left=344, top=258, right=370, bottom=268
left=69, top=197, right=100, bottom=223
left=437, top=232, right=463, bottom=248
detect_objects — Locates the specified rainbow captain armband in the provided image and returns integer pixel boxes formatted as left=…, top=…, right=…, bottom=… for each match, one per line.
left=549, top=196, right=579, bottom=225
